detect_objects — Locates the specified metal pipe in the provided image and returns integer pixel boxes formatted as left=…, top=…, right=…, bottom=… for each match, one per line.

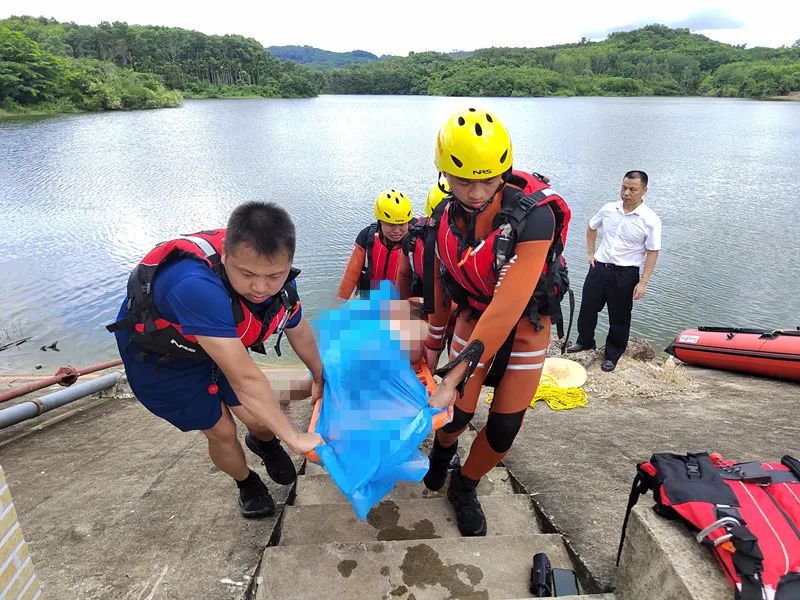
left=0, top=359, right=123, bottom=404
left=0, top=372, right=121, bottom=429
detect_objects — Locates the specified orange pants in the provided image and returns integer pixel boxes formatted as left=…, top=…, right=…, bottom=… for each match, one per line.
left=435, top=313, right=550, bottom=481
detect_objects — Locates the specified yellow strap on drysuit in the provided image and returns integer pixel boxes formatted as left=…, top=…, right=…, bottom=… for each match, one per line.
left=485, top=375, right=588, bottom=410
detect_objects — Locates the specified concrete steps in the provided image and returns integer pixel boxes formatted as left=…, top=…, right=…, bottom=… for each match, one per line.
left=255, top=424, right=608, bottom=599
left=295, top=466, right=514, bottom=505
left=279, top=494, right=542, bottom=545
left=300, top=427, right=477, bottom=475
left=257, top=534, right=573, bottom=600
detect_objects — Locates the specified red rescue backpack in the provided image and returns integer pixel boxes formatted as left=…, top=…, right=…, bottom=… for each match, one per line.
left=618, top=452, right=800, bottom=600
left=403, top=216, right=428, bottom=298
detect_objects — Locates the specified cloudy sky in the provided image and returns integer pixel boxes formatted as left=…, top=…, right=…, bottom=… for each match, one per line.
left=1, top=0, right=797, bottom=56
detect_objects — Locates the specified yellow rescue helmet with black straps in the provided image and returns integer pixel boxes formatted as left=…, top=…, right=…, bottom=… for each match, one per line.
left=434, top=107, right=513, bottom=179
left=374, top=189, right=413, bottom=224
left=425, top=175, right=450, bottom=217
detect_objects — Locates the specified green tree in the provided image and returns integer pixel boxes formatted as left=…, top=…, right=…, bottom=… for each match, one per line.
left=0, top=26, right=64, bottom=104
left=553, top=52, right=592, bottom=76
left=1, top=16, right=320, bottom=99
left=4, top=17, right=798, bottom=104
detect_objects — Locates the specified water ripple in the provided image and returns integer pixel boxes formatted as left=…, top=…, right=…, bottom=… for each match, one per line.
left=1, top=96, right=798, bottom=372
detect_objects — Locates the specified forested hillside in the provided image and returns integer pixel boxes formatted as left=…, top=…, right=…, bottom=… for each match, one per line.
left=322, top=25, right=800, bottom=98
left=0, top=16, right=320, bottom=113
left=2, top=18, right=798, bottom=116
left=267, top=45, right=380, bottom=69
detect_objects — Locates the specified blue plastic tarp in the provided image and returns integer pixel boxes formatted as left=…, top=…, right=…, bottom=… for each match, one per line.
left=312, top=282, right=442, bottom=519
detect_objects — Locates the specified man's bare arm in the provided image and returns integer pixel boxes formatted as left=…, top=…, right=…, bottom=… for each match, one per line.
left=195, top=335, right=321, bottom=454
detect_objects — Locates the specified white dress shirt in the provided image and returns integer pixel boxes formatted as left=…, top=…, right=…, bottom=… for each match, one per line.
left=589, top=201, right=661, bottom=268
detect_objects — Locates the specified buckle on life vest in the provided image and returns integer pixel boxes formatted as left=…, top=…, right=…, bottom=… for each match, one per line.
left=695, top=516, right=741, bottom=546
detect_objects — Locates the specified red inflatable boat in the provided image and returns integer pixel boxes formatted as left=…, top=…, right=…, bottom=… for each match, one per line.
left=666, top=327, right=800, bottom=382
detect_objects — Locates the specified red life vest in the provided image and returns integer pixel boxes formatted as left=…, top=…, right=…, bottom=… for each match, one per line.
left=434, top=171, right=571, bottom=318
left=107, top=229, right=300, bottom=362
left=619, top=452, right=800, bottom=600
left=359, top=223, right=403, bottom=292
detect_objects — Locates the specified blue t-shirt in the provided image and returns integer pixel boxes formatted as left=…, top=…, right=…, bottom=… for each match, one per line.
left=114, top=257, right=301, bottom=424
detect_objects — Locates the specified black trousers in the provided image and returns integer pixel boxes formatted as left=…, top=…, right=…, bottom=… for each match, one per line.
left=576, top=262, right=640, bottom=363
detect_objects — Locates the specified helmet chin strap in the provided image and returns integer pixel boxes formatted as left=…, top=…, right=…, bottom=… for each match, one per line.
left=454, top=169, right=510, bottom=214
left=456, top=196, right=490, bottom=215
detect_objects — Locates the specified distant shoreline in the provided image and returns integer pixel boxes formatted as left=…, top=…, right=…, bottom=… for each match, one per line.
left=4, top=93, right=799, bottom=120
left=0, top=93, right=278, bottom=120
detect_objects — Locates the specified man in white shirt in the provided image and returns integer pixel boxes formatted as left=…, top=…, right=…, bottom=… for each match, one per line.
left=566, top=171, right=661, bottom=372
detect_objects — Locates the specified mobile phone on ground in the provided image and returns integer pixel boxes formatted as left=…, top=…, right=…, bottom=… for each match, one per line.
left=551, top=568, right=580, bottom=596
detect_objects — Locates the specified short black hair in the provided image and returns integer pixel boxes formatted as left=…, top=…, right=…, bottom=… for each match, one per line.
left=624, top=170, right=648, bottom=187
left=225, top=202, right=295, bottom=260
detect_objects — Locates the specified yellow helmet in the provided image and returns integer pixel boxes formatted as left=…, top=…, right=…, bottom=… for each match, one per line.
left=425, top=175, right=450, bottom=217
left=434, top=107, right=513, bottom=179
left=374, top=189, right=413, bottom=224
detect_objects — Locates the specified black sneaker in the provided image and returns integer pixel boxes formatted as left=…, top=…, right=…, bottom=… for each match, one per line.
left=423, top=439, right=458, bottom=491
left=238, top=475, right=276, bottom=518
left=245, top=433, right=297, bottom=485
left=447, top=468, right=487, bottom=536
left=448, top=451, right=461, bottom=470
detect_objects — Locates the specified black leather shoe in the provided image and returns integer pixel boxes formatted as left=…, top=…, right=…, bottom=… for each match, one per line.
left=601, top=359, right=616, bottom=372
left=566, top=342, right=596, bottom=353
left=423, top=439, right=458, bottom=491
left=245, top=433, right=297, bottom=485
left=447, top=468, right=487, bottom=536
left=238, top=475, right=276, bottom=518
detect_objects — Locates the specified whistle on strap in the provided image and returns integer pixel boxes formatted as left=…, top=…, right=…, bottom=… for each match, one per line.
left=456, top=239, right=486, bottom=268
left=434, top=339, right=485, bottom=396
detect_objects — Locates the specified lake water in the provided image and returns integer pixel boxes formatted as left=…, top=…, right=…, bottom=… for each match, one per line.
left=1, top=95, right=798, bottom=374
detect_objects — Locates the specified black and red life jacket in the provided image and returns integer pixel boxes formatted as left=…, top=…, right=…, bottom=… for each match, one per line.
left=618, top=452, right=800, bottom=600
left=358, top=222, right=404, bottom=293
left=403, top=216, right=429, bottom=298
left=107, top=229, right=300, bottom=362
left=423, top=170, right=574, bottom=340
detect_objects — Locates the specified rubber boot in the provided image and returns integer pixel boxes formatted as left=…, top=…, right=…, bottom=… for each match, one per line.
left=447, top=468, right=487, bottom=536
left=423, top=439, right=458, bottom=491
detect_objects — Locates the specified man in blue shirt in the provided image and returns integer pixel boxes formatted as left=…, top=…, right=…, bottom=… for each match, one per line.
left=111, top=202, right=323, bottom=518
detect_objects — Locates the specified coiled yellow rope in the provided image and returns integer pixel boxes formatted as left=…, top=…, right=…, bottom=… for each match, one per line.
left=486, top=375, right=588, bottom=410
